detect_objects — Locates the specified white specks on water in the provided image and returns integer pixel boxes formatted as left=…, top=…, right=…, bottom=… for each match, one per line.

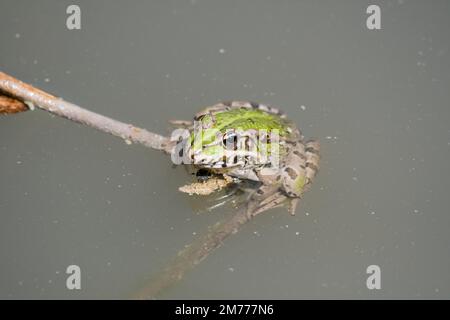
left=369, top=211, right=376, bottom=215
left=305, top=212, right=310, bottom=216
left=219, top=48, right=226, bottom=54
left=192, top=232, right=197, bottom=236
left=299, top=105, right=306, bottom=111
left=14, top=33, right=21, bottom=39
left=352, top=176, right=358, bottom=182
left=228, top=267, right=235, bottom=272
left=44, top=78, right=50, bottom=83
left=295, top=231, right=301, bottom=236
left=124, top=139, right=132, bottom=145
left=16, top=160, right=22, bottom=165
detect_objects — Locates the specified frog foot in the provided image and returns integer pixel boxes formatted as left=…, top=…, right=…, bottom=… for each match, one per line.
left=246, top=186, right=289, bottom=218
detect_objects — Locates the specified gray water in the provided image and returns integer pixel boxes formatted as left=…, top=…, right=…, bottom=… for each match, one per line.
left=1, top=0, right=450, bottom=299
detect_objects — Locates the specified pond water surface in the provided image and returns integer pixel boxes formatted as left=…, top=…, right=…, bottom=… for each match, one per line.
left=1, top=0, right=450, bottom=298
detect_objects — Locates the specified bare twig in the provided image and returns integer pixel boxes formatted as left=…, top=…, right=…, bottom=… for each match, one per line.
left=0, top=71, right=171, bottom=153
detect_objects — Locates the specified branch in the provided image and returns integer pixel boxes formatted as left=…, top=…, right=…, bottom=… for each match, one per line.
left=0, top=71, right=171, bottom=153
left=133, top=206, right=251, bottom=299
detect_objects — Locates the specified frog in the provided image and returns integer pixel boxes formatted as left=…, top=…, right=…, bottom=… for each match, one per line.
left=170, top=101, right=320, bottom=217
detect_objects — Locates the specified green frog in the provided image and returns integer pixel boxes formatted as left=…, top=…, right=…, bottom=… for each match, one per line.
left=170, top=101, right=320, bottom=216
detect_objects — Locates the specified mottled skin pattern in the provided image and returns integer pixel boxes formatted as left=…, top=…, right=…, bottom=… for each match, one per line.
left=172, top=101, right=320, bottom=216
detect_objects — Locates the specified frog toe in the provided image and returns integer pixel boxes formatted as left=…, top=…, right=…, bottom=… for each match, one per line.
left=287, top=198, right=299, bottom=215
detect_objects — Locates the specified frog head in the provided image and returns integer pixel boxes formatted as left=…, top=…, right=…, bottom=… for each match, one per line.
left=189, top=107, right=293, bottom=171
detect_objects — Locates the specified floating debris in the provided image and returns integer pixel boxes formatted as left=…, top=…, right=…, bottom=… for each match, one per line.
left=179, top=175, right=233, bottom=196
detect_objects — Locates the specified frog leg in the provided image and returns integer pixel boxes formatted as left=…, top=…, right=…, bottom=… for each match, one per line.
left=247, top=190, right=288, bottom=217
left=304, top=139, right=320, bottom=190
left=194, top=103, right=230, bottom=121
left=246, top=184, right=287, bottom=218
left=287, top=198, right=299, bottom=216
left=223, top=101, right=286, bottom=118
left=168, top=119, right=193, bottom=128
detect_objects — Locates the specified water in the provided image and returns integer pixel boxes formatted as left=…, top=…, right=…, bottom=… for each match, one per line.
left=1, top=0, right=450, bottom=299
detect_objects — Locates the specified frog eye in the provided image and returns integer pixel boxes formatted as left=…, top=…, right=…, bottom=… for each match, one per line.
left=222, top=132, right=238, bottom=150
